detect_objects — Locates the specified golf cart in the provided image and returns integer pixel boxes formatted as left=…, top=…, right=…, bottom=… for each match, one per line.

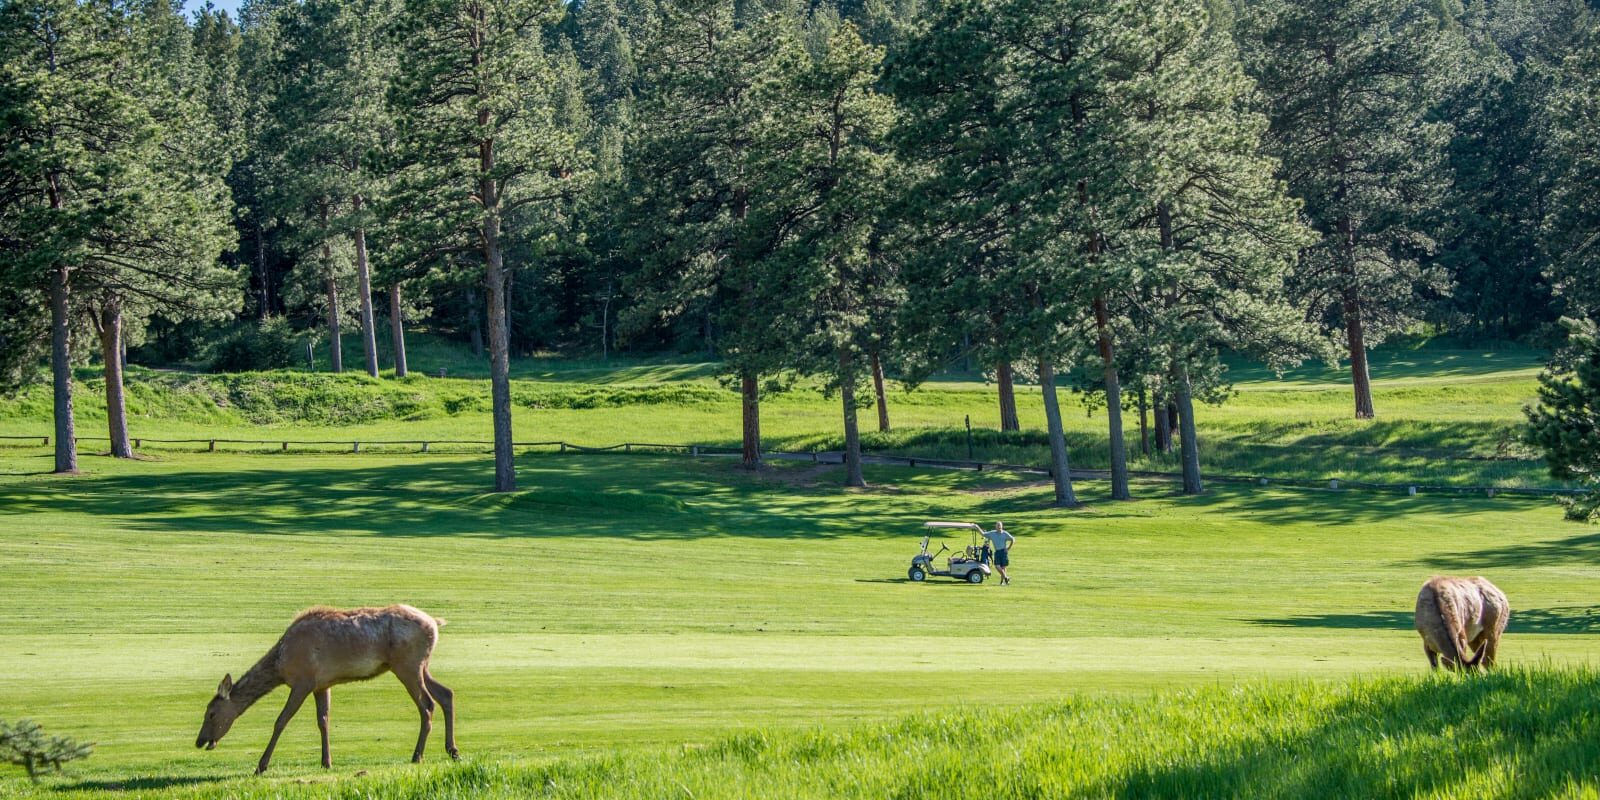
left=908, top=521, right=992, bottom=584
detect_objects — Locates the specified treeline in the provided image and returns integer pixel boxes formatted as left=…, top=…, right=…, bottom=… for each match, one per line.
left=2, top=0, right=1597, bottom=498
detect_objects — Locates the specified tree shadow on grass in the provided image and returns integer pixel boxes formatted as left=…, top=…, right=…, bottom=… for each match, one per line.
left=1406, top=528, right=1600, bottom=571
left=0, top=453, right=974, bottom=541
left=1130, top=483, right=1518, bottom=527
left=1086, top=671, right=1600, bottom=799
left=1249, top=606, right=1600, bottom=634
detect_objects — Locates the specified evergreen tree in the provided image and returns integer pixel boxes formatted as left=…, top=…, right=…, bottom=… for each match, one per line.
left=1122, top=7, right=1322, bottom=493
left=1545, top=25, right=1600, bottom=316
left=1239, top=0, right=1463, bottom=418
left=1527, top=317, right=1600, bottom=520
left=390, top=0, right=582, bottom=491
left=0, top=0, right=236, bottom=471
left=619, top=0, right=788, bottom=468
left=751, top=21, right=898, bottom=486
left=266, top=0, right=398, bottom=377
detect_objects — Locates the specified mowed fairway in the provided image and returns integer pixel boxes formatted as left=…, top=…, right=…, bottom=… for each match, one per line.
left=2, top=443, right=1598, bottom=796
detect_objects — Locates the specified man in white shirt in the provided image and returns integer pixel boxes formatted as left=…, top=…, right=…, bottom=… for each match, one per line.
left=982, top=521, right=1015, bottom=585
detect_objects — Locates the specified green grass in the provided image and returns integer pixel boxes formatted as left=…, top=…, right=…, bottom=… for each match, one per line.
left=0, top=342, right=1589, bottom=797
left=0, top=341, right=1561, bottom=487
left=15, top=669, right=1599, bottom=799
left=2, top=446, right=1598, bottom=796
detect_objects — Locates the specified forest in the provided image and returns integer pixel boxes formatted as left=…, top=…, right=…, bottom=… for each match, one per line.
left=3, top=0, right=1598, bottom=496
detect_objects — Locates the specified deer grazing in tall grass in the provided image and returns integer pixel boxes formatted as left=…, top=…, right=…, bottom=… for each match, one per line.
left=195, top=605, right=458, bottom=774
left=1415, top=576, right=1510, bottom=671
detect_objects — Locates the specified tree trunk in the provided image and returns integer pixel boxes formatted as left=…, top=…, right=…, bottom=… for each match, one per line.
left=997, top=361, right=1020, bottom=431
left=1038, top=360, right=1077, bottom=507
left=255, top=221, right=269, bottom=319
left=1338, top=215, right=1375, bottom=419
left=741, top=371, right=761, bottom=468
left=1344, top=291, right=1375, bottom=419
left=325, top=272, right=342, bottom=373
left=870, top=351, right=890, bottom=433
left=320, top=203, right=342, bottom=373
left=50, top=260, right=77, bottom=474
left=1093, top=295, right=1130, bottom=500
left=482, top=192, right=516, bottom=492
left=842, top=351, right=865, bottom=487
left=389, top=283, right=408, bottom=378
left=1175, top=361, right=1202, bottom=494
left=352, top=196, right=378, bottom=378
left=1154, top=392, right=1172, bottom=454
left=97, top=302, right=131, bottom=459
left=466, top=287, right=484, bottom=357
left=1137, top=386, right=1149, bottom=457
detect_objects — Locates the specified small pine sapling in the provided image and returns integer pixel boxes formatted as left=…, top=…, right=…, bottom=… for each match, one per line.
left=0, top=720, right=93, bottom=782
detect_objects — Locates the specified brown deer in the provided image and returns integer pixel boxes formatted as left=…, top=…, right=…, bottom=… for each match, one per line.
left=195, top=605, right=458, bottom=774
left=1415, top=576, right=1510, bottom=671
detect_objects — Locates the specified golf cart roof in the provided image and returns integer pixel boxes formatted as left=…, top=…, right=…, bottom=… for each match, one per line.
left=923, top=521, right=982, bottom=531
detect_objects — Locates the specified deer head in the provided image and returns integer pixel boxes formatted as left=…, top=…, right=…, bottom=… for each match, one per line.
left=196, top=674, right=242, bottom=750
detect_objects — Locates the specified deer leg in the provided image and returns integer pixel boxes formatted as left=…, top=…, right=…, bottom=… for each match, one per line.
left=395, top=666, right=434, bottom=763
left=1424, top=645, right=1439, bottom=670
left=315, top=689, right=332, bottom=768
left=423, top=668, right=458, bottom=760
left=257, top=685, right=311, bottom=775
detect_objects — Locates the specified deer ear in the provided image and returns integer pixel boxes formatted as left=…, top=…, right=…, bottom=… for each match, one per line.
left=218, top=674, right=234, bottom=699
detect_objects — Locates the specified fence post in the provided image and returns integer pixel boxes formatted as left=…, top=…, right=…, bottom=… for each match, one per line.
left=422, top=442, right=430, bottom=453
left=1259, top=477, right=1269, bottom=486
left=625, top=443, right=632, bottom=453
left=43, top=436, right=49, bottom=446
left=1328, top=479, right=1339, bottom=490
left=909, top=458, right=917, bottom=468
left=282, top=441, right=288, bottom=452
left=691, top=445, right=699, bottom=457
left=134, top=438, right=141, bottom=449
left=353, top=442, right=360, bottom=453
left=1486, top=488, right=1496, bottom=498
left=209, top=440, right=216, bottom=452
left=1408, top=485, right=1417, bottom=496
left=811, top=452, right=819, bottom=463
left=560, top=442, right=567, bottom=453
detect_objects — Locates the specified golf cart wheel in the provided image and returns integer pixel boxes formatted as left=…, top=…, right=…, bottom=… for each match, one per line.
left=908, top=566, right=927, bottom=582
left=966, top=570, right=985, bottom=584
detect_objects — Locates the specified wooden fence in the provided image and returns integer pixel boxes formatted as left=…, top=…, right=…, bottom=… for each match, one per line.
left=0, top=433, right=1581, bottom=499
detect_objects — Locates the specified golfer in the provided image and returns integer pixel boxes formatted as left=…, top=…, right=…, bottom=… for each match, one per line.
left=983, top=522, right=1015, bottom=585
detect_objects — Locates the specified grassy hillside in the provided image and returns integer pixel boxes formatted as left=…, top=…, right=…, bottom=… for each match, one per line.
left=0, top=342, right=1559, bottom=487
left=1, top=448, right=1596, bottom=795
left=14, top=669, right=1597, bottom=799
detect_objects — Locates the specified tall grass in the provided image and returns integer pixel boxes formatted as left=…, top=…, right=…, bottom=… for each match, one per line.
left=22, top=669, right=1599, bottom=799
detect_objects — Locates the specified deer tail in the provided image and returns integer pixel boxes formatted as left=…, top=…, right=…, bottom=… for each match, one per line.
left=1436, top=596, right=1477, bottom=668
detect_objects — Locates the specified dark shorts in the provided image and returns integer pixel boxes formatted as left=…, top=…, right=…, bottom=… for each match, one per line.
left=993, top=549, right=1009, bottom=567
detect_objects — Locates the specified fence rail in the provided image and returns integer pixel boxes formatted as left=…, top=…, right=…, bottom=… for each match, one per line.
left=0, top=433, right=1581, bottom=499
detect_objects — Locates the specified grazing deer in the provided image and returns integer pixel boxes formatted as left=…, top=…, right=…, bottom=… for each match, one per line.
left=1415, top=576, right=1510, bottom=671
left=195, top=605, right=458, bottom=774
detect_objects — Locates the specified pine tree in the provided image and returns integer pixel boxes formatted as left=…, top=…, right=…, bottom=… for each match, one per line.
left=1527, top=317, right=1600, bottom=520
left=750, top=21, right=899, bottom=486
left=619, top=0, right=788, bottom=468
left=1120, top=6, right=1322, bottom=493
left=1239, top=0, right=1463, bottom=419
left=1545, top=26, right=1600, bottom=317
left=265, top=0, right=398, bottom=377
left=0, top=0, right=236, bottom=471
left=390, top=0, right=582, bottom=491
